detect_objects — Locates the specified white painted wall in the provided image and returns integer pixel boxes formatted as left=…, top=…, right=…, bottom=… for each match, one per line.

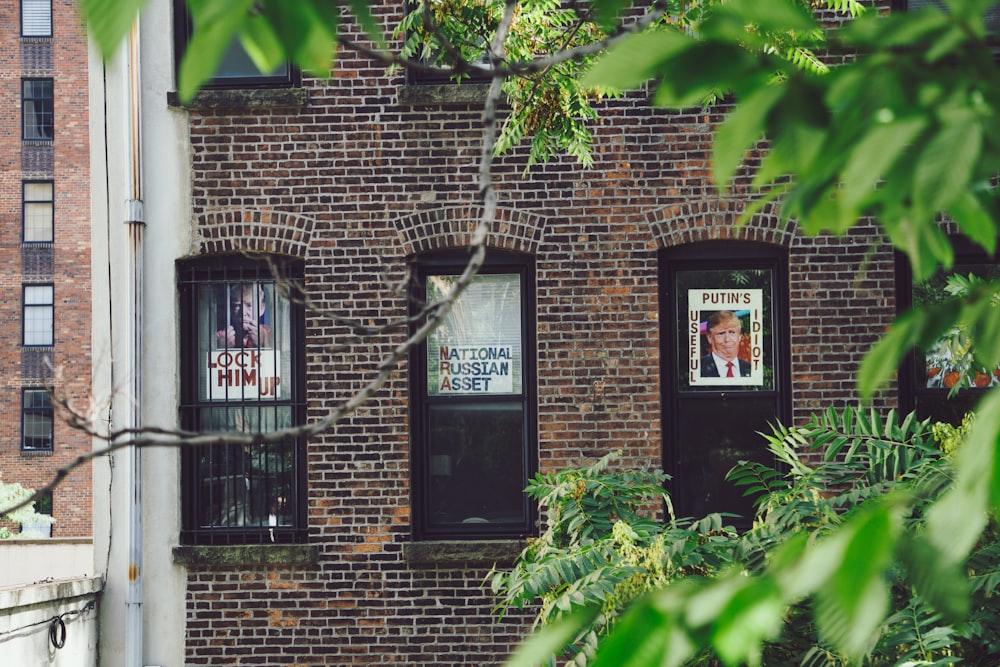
left=90, top=0, right=191, bottom=663
left=0, top=540, right=93, bottom=588
left=0, top=577, right=102, bottom=667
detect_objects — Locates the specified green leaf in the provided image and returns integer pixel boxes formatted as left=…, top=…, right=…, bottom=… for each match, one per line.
left=839, top=117, right=926, bottom=210
left=972, top=297, right=1000, bottom=369
left=701, top=0, right=819, bottom=44
left=651, top=44, right=756, bottom=108
left=709, top=579, right=784, bottom=666
left=713, top=84, right=785, bottom=191
left=948, top=190, right=998, bottom=256
left=592, top=587, right=693, bottom=667
left=178, top=0, right=256, bottom=101
left=581, top=29, right=693, bottom=91
left=914, top=110, right=982, bottom=214
left=857, top=309, right=927, bottom=400
left=897, top=532, right=970, bottom=623
left=505, top=605, right=601, bottom=667
left=926, top=387, right=1000, bottom=566
left=80, top=0, right=148, bottom=58
left=815, top=504, right=899, bottom=658
left=260, top=0, right=337, bottom=75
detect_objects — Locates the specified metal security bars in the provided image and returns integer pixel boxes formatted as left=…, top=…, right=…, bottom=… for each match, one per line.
left=178, top=256, right=307, bottom=545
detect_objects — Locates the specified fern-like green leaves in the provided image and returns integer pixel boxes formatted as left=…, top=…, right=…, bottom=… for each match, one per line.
left=506, top=407, right=1000, bottom=666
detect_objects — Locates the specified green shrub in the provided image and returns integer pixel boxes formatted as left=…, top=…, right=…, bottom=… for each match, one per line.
left=492, top=408, right=1000, bottom=666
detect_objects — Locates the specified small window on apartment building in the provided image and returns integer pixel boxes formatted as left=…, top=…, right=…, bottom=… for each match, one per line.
left=893, top=0, right=1000, bottom=32
left=21, top=0, right=51, bottom=37
left=178, top=256, right=306, bottom=545
left=173, top=1, right=296, bottom=88
left=410, top=250, right=536, bottom=539
left=20, top=491, right=53, bottom=538
left=897, top=242, right=1000, bottom=425
left=23, top=284, right=53, bottom=346
left=23, top=181, right=53, bottom=243
left=660, top=242, right=791, bottom=526
left=22, top=389, right=53, bottom=451
left=22, top=78, right=53, bottom=140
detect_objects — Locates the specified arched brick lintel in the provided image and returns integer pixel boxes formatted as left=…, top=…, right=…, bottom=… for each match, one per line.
left=193, top=209, right=315, bottom=258
left=392, top=206, right=546, bottom=256
left=647, top=199, right=795, bottom=250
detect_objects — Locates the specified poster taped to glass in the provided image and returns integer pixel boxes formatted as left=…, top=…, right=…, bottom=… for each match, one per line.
left=206, top=282, right=284, bottom=400
left=688, top=288, right=764, bottom=387
left=426, top=273, right=522, bottom=396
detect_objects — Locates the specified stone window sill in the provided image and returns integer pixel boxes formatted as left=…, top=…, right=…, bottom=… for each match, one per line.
left=173, top=544, right=319, bottom=567
left=398, top=83, right=491, bottom=107
left=168, top=87, right=310, bottom=110
left=403, top=539, right=526, bottom=566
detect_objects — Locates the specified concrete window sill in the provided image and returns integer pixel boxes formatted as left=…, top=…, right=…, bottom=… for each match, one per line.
left=403, top=539, right=526, bottom=566
left=167, top=87, right=310, bottom=110
left=173, top=544, right=319, bottom=567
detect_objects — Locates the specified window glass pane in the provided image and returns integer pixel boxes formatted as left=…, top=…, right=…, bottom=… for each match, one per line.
left=195, top=406, right=295, bottom=528
left=180, top=260, right=305, bottom=544
left=427, top=403, right=526, bottom=526
left=24, top=181, right=53, bottom=242
left=675, top=269, right=775, bottom=391
left=426, top=273, right=523, bottom=396
left=22, top=389, right=52, bottom=450
left=192, top=440, right=296, bottom=529
left=914, top=264, right=1000, bottom=390
left=907, top=0, right=1000, bottom=31
left=216, top=39, right=288, bottom=79
left=22, top=79, right=53, bottom=140
left=21, top=0, right=51, bottom=36
left=673, top=397, right=776, bottom=521
left=24, top=285, right=53, bottom=346
left=196, top=282, right=291, bottom=402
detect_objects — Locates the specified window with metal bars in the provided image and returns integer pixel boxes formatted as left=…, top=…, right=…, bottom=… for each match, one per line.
left=178, top=256, right=307, bottom=545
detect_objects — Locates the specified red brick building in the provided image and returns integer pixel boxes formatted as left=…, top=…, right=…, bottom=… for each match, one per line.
left=0, top=0, right=91, bottom=538
left=92, top=0, right=988, bottom=665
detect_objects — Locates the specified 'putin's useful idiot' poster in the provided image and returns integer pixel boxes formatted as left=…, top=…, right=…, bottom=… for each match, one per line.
left=687, top=288, right=764, bottom=387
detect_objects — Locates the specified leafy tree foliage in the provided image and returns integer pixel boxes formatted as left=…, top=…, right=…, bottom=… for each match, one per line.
left=0, top=477, right=53, bottom=539
left=72, top=0, right=1000, bottom=663
left=500, top=410, right=1000, bottom=666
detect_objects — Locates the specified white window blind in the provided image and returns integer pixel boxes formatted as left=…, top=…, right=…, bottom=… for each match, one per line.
left=21, top=0, right=51, bottom=37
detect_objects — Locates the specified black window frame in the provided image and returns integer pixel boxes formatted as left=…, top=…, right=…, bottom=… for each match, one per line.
left=21, top=0, right=52, bottom=37
left=178, top=255, right=308, bottom=546
left=660, top=241, right=791, bottom=527
left=22, top=180, right=54, bottom=244
left=409, top=249, right=537, bottom=540
left=172, top=0, right=298, bottom=90
left=21, top=388, right=53, bottom=452
left=21, top=78, right=53, bottom=141
left=896, top=238, right=999, bottom=425
left=892, top=0, right=1000, bottom=34
left=22, top=283, right=54, bottom=347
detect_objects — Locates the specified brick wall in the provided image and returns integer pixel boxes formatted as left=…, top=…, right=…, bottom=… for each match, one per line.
left=176, top=6, right=899, bottom=666
left=0, top=0, right=92, bottom=537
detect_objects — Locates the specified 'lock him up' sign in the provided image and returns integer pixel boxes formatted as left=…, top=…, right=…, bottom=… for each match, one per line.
left=207, top=349, right=284, bottom=400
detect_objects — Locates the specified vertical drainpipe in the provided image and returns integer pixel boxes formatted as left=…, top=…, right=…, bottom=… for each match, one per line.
left=124, top=17, right=145, bottom=667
